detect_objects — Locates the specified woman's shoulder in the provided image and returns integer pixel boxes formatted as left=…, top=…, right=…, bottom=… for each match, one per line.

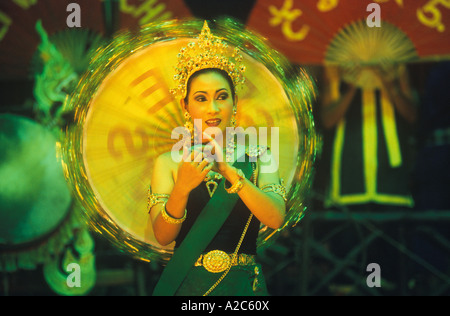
left=154, top=151, right=180, bottom=169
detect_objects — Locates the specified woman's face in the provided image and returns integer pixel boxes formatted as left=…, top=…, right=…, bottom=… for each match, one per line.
left=183, top=71, right=236, bottom=138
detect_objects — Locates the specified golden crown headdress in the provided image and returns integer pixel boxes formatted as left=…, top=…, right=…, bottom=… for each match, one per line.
left=170, top=21, right=246, bottom=99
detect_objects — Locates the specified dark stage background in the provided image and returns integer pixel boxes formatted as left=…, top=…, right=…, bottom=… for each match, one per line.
left=1, top=0, right=449, bottom=297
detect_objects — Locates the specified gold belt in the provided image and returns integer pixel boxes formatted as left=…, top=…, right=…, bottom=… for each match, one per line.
left=194, top=250, right=255, bottom=273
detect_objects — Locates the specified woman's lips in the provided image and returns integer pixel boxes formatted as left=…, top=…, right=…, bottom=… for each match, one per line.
left=205, top=118, right=222, bottom=127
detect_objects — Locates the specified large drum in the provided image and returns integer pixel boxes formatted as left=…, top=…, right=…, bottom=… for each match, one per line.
left=0, top=114, right=95, bottom=296
left=0, top=114, right=72, bottom=252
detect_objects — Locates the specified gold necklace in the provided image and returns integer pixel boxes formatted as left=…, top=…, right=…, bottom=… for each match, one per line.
left=204, top=172, right=223, bottom=198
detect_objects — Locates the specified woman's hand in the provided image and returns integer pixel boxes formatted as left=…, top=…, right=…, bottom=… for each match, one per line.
left=176, top=148, right=213, bottom=194
left=202, top=131, right=233, bottom=175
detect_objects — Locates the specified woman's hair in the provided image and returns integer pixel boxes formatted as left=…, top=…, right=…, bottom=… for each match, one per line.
left=183, top=68, right=236, bottom=105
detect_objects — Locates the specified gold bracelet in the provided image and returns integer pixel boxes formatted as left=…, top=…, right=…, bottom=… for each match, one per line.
left=160, top=201, right=187, bottom=225
left=224, top=168, right=245, bottom=194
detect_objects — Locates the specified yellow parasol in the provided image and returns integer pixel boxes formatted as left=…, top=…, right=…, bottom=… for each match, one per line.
left=62, top=18, right=318, bottom=262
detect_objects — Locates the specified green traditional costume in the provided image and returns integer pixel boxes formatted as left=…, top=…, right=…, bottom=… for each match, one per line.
left=151, top=22, right=276, bottom=296
left=153, top=159, right=268, bottom=296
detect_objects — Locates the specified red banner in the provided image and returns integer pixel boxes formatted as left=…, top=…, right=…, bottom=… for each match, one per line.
left=247, top=0, right=450, bottom=64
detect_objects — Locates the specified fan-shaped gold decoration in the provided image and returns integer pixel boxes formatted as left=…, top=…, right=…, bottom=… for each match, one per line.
left=63, top=18, right=317, bottom=262
left=326, top=20, right=418, bottom=89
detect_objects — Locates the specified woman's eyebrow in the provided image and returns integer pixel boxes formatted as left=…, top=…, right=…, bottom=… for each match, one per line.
left=193, top=88, right=229, bottom=95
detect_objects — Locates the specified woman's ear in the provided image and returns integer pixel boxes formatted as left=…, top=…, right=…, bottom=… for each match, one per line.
left=180, top=98, right=188, bottom=112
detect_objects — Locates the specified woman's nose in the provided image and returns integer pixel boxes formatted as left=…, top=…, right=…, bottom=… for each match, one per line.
left=207, top=100, right=220, bottom=114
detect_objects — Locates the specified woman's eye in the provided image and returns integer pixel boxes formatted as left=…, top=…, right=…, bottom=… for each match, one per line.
left=217, top=93, right=229, bottom=100
left=195, top=96, right=207, bottom=102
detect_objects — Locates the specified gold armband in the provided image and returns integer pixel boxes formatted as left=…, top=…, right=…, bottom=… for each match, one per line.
left=147, top=187, right=170, bottom=213
left=261, top=180, right=287, bottom=202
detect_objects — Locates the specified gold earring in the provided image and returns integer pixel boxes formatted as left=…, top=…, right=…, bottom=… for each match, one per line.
left=184, top=111, right=194, bottom=138
left=230, top=106, right=237, bottom=127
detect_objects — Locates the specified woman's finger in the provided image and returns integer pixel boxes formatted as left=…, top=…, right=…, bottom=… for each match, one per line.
left=201, top=161, right=214, bottom=175
left=203, top=143, right=214, bottom=156
left=198, top=157, right=210, bottom=170
left=203, top=132, right=224, bottom=162
left=191, top=150, right=203, bottom=163
left=182, top=145, right=191, bottom=162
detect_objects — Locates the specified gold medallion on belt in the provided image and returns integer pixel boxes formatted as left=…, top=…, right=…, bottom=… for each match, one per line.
left=195, top=250, right=255, bottom=273
left=202, top=250, right=231, bottom=273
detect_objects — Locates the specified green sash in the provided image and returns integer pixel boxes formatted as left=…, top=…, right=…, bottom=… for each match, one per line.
left=152, top=160, right=252, bottom=296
